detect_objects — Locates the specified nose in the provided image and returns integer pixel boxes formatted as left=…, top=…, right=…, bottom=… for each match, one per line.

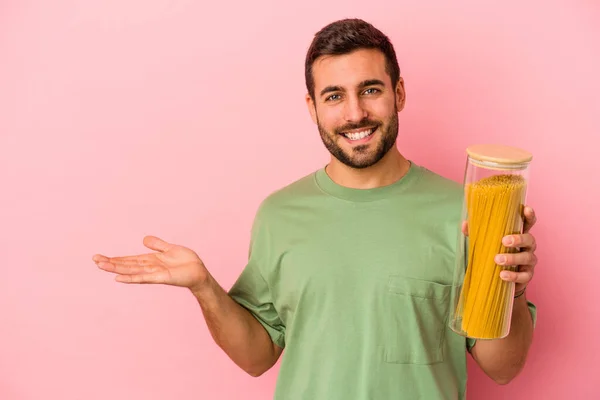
left=344, top=95, right=368, bottom=123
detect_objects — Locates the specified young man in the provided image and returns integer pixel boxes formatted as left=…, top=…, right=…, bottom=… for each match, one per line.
left=93, top=18, right=538, bottom=400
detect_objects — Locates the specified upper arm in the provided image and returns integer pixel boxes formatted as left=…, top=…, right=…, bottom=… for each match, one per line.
left=229, top=203, right=287, bottom=350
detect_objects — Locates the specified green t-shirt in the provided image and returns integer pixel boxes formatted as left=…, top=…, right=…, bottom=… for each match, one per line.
left=229, top=161, right=536, bottom=400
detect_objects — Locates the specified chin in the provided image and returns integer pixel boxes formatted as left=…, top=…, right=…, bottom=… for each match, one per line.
left=341, top=154, right=382, bottom=169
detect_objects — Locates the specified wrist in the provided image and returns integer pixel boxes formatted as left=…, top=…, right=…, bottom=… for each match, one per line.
left=189, top=272, right=213, bottom=298
left=514, top=286, right=527, bottom=299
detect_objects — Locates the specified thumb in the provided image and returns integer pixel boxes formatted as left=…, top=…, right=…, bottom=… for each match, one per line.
left=143, top=235, right=173, bottom=252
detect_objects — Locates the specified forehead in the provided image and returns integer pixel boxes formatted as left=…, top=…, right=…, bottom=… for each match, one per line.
left=312, top=48, right=391, bottom=91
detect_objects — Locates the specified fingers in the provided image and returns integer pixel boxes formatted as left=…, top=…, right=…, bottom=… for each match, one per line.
left=495, top=249, right=536, bottom=286
left=462, top=221, right=469, bottom=236
left=108, top=254, right=154, bottom=265
left=143, top=236, right=173, bottom=252
left=94, top=252, right=161, bottom=278
left=523, top=205, right=537, bottom=233
left=97, top=261, right=158, bottom=275
left=494, top=251, right=537, bottom=268
left=92, top=239, right=171, bottom=285
left=115, top=273, right=164, bottom=284
left=92, top=254, right=109, bottom=263
left=499, top=265, right=533, bottom=284
left=502, top=232, right=536, bottom=251
left=96, top=261, right=167, bottom=284
left=93, top=253, right=156, bottom=266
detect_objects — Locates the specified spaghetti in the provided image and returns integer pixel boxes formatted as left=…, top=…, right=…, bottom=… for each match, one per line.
left=455, top=174, right=527, bottom=338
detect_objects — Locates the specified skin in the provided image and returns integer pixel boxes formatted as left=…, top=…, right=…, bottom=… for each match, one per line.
left=468, top=207, right=537, bottom=384
left=93, top=47, right=537, bottom=384
left=305, top=49, right=536, bottom=383
left=93, top=238, right=282, bottom=377
left=306, top=49, right=410, bottom=189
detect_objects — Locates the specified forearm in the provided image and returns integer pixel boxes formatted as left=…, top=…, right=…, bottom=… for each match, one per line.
left=190, top=274, right=281, bottom=376
left=470, top=293, right=534, bottom=384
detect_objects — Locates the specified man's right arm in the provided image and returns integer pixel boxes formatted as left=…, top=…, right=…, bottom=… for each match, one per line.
left=191, top=273, right=283, bottom=377
left=94, top=234, right=282, bottom=376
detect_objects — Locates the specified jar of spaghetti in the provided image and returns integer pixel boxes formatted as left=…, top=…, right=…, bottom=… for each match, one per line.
left=449, top=144, right=533, bottom=340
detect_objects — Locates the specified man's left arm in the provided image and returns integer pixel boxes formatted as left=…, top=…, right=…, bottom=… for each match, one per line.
left=469, top=206, right=538, bottom=385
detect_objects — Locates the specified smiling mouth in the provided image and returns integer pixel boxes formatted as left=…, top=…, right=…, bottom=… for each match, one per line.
left=339, top=127, right=377, bottom=141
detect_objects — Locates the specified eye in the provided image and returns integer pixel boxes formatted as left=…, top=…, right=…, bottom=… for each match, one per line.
left=363, top=88, right=380, bottom=95
left=325, top=94, right=342, bottom=102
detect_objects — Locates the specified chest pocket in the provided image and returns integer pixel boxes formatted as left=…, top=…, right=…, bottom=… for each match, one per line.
left=384, top=275, right=452, bottom=364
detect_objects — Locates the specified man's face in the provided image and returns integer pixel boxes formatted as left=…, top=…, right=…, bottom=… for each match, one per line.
left=306, top=48, right=405, bottom=169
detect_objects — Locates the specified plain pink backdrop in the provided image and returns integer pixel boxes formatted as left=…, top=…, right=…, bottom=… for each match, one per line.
left=1, top=1, right=599, bottom=399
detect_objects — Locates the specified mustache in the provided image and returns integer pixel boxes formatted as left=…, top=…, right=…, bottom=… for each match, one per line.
left=335, top=119, right=381, bottom=134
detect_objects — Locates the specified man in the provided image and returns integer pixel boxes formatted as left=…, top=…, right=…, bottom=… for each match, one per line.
left=93, top=18, right=537, bottom=399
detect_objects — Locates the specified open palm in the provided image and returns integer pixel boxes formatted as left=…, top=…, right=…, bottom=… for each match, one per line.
left=93, top=235, right=208, bottom=290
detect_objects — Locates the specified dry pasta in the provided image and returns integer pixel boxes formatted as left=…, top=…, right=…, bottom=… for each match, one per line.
left=454, top=173, right=527, bottom=338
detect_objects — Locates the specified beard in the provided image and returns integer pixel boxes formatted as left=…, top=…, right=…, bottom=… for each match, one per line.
left=317, top=110, right=399, bottom=169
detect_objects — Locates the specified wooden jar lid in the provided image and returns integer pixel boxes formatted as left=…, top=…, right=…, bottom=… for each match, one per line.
left=466, top=144, right=532, bottom=168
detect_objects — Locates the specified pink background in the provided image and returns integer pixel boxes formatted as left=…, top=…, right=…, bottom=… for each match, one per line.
left=1, top=1, right=599, bottom=399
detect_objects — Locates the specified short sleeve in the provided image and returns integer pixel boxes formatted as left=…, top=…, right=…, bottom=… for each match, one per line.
left=228, top=205, right=286, bottom=349
left=466, top=300, right=537, bottom=352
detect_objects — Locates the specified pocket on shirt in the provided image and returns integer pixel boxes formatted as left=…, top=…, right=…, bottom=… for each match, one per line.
left=384, top=274, right=451, bottom=365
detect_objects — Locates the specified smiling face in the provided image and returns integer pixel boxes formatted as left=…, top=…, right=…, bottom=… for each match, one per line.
left=306, top=48, right=406, bottom=169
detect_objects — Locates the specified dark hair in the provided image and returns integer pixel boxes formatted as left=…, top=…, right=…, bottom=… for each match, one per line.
left=305, top=18, right=401, bottom=99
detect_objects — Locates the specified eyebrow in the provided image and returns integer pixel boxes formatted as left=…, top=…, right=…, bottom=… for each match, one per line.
left=319, top=79, right=386, bottom=97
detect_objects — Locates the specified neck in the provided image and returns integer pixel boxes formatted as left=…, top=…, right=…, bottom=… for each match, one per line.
left=325, top=146, right=410, bottom=189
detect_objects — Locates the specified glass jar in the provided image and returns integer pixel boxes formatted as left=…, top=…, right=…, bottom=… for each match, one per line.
left=449, top=144, right=533, bottom=339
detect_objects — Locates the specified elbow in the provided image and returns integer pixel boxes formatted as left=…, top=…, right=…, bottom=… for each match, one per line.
left=491, top=368, right=522, bottom=385
left=493, top=376, right=514, bottom=385
left=244, top=366, right=269, bottom=377
left=240, top=359, right=274, bottom=377
left=236, top=344, right=281, bottom=377
left=247, top=370, right=265, bottom=377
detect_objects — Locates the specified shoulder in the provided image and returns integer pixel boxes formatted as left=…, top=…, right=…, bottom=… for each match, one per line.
left=253, top=169, right=321, bottom=222
left=413, top=164, right=463, bottom=202
left=409, top=164, right=465, bottom=225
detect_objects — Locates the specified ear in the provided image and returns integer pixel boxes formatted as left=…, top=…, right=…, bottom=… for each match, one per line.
left=306, top=93, right=318, bottom=124
left=395, top=77, right=406, bottom=112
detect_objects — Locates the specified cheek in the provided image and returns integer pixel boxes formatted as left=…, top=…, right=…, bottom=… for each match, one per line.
left=367, top=100, right=394, bottom=119
left=317, top=107, right=343, bottom=131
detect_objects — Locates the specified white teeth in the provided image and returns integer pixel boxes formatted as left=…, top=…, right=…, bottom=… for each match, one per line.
left=343, top=128, right=374, bottom=140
